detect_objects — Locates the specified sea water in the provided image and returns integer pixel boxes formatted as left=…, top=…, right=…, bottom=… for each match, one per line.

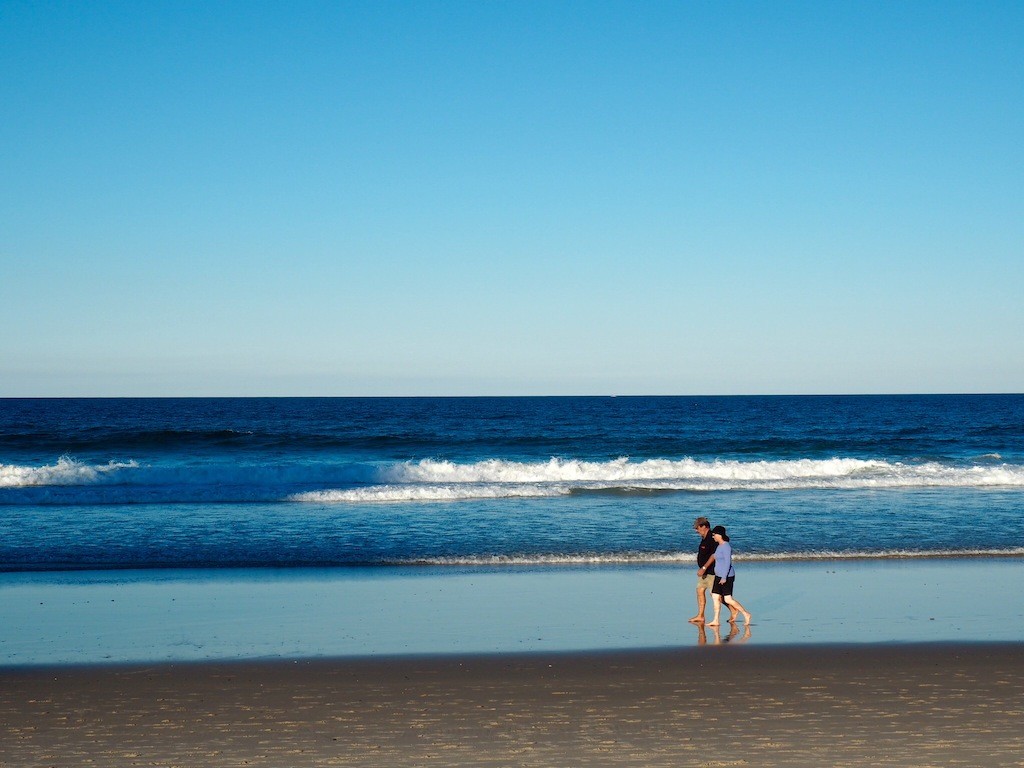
left=2, top=395, right=1023, bottom=569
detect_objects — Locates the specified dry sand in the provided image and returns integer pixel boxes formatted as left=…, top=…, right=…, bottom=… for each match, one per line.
left=3, top=643, right=1023, bottom=767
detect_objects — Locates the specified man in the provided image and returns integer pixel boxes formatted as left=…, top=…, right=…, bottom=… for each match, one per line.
left=688, top=517, right=738, bottom=624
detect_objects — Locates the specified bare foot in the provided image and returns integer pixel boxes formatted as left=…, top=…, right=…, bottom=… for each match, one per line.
left=707, top=619, right=720, bottom=626
left=728, top=614, right=739, bottom=623
left=741, top=611, right=752, bottom=623
left=688, top=616, right=705, bottom=624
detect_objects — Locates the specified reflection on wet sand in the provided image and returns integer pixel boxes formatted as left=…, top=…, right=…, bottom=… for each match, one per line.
left=695, top=621, right=751, bottom=645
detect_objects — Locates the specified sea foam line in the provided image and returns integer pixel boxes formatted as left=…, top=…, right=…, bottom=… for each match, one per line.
left=290, top=484, right=566, bottom=503
left=395, top=547, right=1024, bottom=567
left=382, top=456, right=895, bottom=483
left=380, top=456, right=1024, bottom=486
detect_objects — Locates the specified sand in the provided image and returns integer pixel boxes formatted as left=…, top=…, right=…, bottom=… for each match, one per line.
left=4, top=561, right=1024, bottom=765
left=3, top=643, right=1024, bottom=767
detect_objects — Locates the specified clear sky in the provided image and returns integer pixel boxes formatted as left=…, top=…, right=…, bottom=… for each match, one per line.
left=2, top=1, right=1022, bottom=396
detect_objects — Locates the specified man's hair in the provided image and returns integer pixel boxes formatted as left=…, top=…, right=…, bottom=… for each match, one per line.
left=693, top=517, right=710, bottom=529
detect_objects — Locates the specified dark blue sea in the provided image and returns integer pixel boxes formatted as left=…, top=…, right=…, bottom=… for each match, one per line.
left=2, top=396, right=1022, bottom=571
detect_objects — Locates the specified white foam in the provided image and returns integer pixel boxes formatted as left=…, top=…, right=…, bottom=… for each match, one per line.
left=382, top=456, right=896, bottom=483
left=290, top=484, right=567, bottom=503
left=397, top=547, right=1024, bottom=567
left=0, top=457, right=138, bottom=487
left=381, top=456, right=1024, bottom=485
left=7, top=455, right=1024, bottom=498
left=324, top=456, right=1024, bottom=500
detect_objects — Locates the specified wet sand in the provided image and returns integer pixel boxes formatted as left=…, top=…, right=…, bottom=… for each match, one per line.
left=5, top=559, right=1024, bottom=665
left=3, top=643, right=1024, bottom=767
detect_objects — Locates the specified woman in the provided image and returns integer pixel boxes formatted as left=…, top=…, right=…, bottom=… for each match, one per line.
left=707, top=525, right=752, bottom=626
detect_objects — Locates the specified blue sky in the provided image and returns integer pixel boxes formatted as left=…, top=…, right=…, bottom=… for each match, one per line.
left=2, top=1, right=1022, bottom=396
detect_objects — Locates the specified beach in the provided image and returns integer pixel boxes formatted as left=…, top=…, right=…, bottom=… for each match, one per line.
left=3, top=560, right=1024, bottom=766
left=4, top=644, right=1024, bottom=767
left=3, top=397, right=1024, bottom=765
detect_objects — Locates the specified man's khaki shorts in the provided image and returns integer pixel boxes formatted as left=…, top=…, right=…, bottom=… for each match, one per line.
left=697, top=572, right=716, bottom=590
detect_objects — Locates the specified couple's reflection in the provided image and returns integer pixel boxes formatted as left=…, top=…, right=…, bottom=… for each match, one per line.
left=696, top=621, right=751, bottom=645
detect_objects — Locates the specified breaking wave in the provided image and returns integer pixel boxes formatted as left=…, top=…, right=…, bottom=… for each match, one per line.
left=384, top=456, right=1024, bottom=485
left=291, top=484, right=563, bottom=503
left=0, top=457, right=139, bottom=487
left=291, top=456, right=1024, bottom=503
left=4, top=455, right=1024, bottom=504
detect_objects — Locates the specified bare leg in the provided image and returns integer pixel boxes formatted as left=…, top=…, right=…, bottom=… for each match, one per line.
left=689, top=587, right=707, bottom=623
left=707, top=593, right=723, bottom=626
left=723, top=595, right=752, bottom=624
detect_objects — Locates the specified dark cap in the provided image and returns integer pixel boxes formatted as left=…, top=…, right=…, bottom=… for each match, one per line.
left=711, top=525, right=727, bottom=536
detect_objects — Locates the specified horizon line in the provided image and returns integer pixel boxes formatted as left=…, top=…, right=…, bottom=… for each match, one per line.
left=2, top=392, right=1022, bottom=400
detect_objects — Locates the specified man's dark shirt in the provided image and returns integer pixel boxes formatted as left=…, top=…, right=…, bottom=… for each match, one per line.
left=697, top=532, right=718, bottom=569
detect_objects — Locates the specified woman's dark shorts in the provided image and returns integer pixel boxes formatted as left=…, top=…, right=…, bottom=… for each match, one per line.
left=712, top=575, right=735, bottom=598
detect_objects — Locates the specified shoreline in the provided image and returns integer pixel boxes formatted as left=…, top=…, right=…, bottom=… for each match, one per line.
left=2, top=548, right=1024, bottom=573
left=3, top=547, right=1024, bottom=573
left=3, top=643, right=1023, bottom=766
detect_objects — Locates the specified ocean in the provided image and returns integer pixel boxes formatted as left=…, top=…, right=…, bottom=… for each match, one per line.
left=2, top=395, right=1022, bottom=571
